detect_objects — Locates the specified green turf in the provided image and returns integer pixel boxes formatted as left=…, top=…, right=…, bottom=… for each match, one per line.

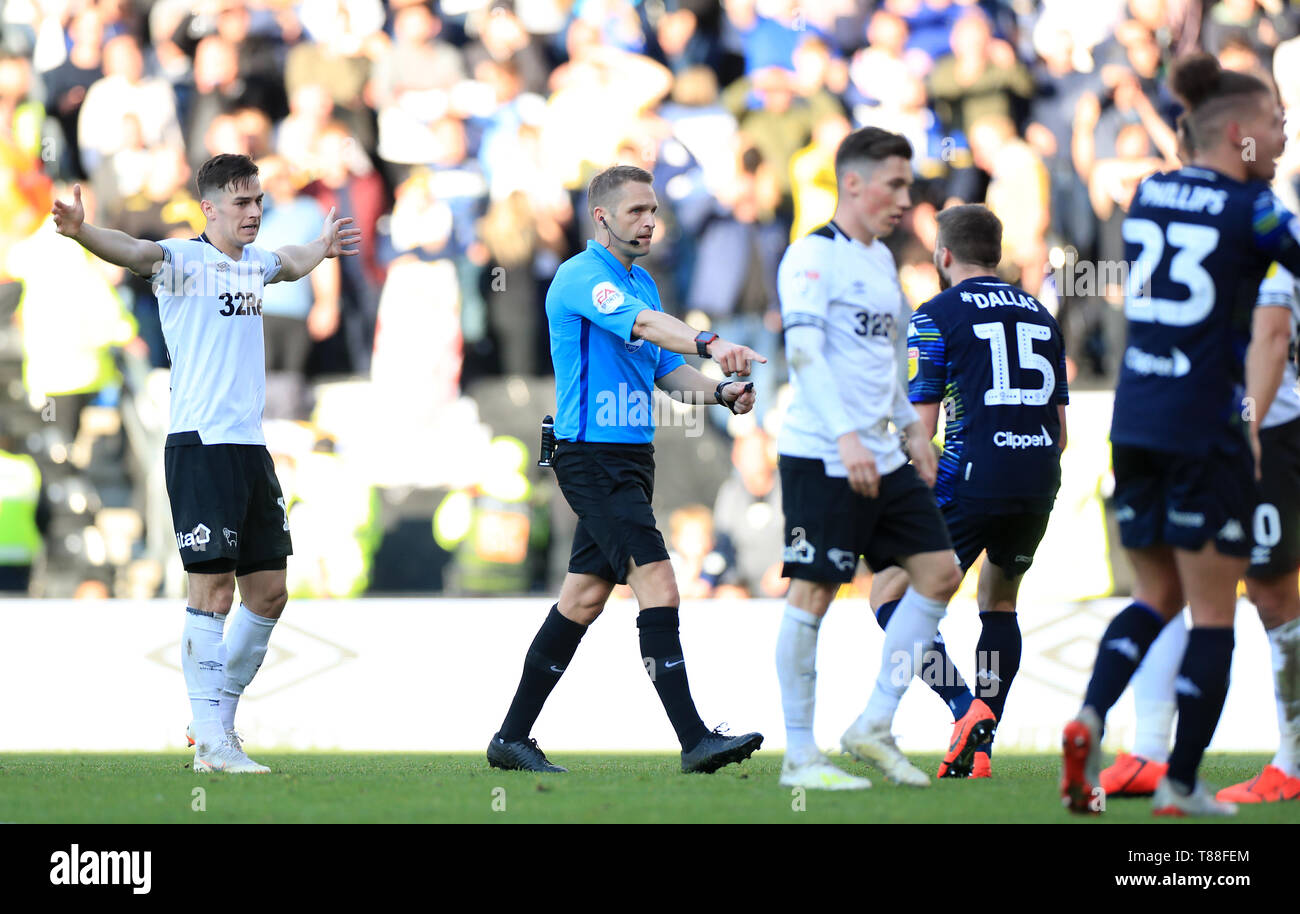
left=1, top=753, right=1296, bottom=823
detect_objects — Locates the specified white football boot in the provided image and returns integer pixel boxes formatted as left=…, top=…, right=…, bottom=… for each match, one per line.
left=1152, top=776, right=1238, bottom=817
left=841, top=721, right=930, bottom=787
left=193, top=731, right=270, bottom=774
left=780, top=753, right=873, bottom=791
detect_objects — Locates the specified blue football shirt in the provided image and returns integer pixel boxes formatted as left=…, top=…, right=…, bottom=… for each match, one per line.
left=548, top=241, right=685, bottom=443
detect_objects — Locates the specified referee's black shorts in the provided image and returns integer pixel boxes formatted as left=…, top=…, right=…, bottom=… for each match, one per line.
left=553, top=441, right=670, bottom=585
left=779, top=455, right=953, bottom=582
left=165, top=431, right=293, bottom=575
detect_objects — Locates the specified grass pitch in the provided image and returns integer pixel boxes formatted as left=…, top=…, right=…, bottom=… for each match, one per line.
left=1, top=752, right=1295, bottom=824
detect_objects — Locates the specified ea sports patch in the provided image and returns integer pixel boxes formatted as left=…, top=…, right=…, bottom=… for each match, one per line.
left=592, top=281, right=624, bottom=314
left=908, top=346, right=919, bottom=381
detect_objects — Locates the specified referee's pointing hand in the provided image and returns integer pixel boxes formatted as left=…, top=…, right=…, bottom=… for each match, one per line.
left=710, top=339, right=767, bottom=377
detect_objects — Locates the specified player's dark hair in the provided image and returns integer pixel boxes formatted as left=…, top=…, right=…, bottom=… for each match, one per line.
left=935, top=204, right=1002, bottom=269
left=834, top=126, right=913, bottom=179
left=587, top=164, right=654, bottom=218
left=1169, top=53, right=1274, bottom=153
left=196, top=153, right=260, bottom=201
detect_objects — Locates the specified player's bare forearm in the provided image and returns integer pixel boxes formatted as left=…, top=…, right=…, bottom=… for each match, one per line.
left=274, top=238, right=329, bottom=283
left=72, top=223, right=163, bottom=277
left=911, top=404, right=941, bottom=443
left=1245, top=307, right=1291, bottom=430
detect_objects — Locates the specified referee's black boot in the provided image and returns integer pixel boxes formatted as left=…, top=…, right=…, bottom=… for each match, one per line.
left=681, top=726, right=764, bottom=774
left=487, top=733, right=568, bottom=773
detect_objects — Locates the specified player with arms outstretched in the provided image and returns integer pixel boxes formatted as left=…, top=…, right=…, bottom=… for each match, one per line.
left=870, top=204, right=1068, bottom=780
left=1061, top=54, right=1300, bottom=816
left=51, top=155, right=360, bottom=772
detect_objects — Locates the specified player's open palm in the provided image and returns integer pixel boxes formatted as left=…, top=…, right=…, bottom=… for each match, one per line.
left=51, top=183, right=86, bottom=238
left=321, top=207, right=362, bottom=258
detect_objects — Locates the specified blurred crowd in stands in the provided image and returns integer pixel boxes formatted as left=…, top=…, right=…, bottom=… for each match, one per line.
left=2, top=0, right=1299, bottom=599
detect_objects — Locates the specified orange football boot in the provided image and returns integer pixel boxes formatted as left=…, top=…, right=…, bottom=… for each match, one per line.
left=1215, top=765, right=1300, bottom=803
left=937, top=699, right=996, bottom=778
left=1099, top=752, right=1167, bottom=797
left=970, top=751, right=992, bottom=779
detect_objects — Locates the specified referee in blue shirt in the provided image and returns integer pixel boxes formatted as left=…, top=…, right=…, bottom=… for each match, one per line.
left=488, top=165, right=767, bottom=773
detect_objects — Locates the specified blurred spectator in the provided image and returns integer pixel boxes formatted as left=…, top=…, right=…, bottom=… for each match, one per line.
left=651, top=0, right=724, bottom=74
left=927, top=8, right=1035, bottom=140
left=276, top=81, right=335, bottom=175
left=463, top=1, right=553, bottom=95
left=302, top=122, right=386, bottom=374
left=285, top=0, right=383, bottom=152
left=789, top=111, right=850, bottom=240
left=372, top=170, right=463, bottom=406
left=1090, top=122, right=1168, bottom=265
left=370, top=2, right=467, bottom=182
left=687, top=145, right=785, bottom=416
left=0, top=50, right=49, bottom=260
left=667, top=503, right=735, bottom=599
left=968, top=114, right=1050, bottom=294
left=657, top=65, right=739, bottom=198
left=182, top=35, right=280, bottom=175
left=5, top=185, right=138, bottom=443
left=77, top=34, right=183, bottom=175
left=1028, top=21, right=1102, bottom=261
left=722, top=65, right=840, bottom=212
left=1202, top=0, right=1295, bottom=57
left=712, top=424, right=786, bottom=598
left=257, top=154, right=336, bottom=419
left=475, top=190, right=549, bottom=376
left=170, top=0, right=288, bottom=123
left=90, top=111, right=153, bottom=216
left=0, top=430, right=47, bottom=594
left=108, top=142, right=202, bottom=368
left=40, top=5, right=102, bottom=180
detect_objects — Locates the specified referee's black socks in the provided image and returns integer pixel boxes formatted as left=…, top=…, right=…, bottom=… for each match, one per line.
left=638, top=606, right=710, bottom=751
left=498, top=605, right=587, bottom=741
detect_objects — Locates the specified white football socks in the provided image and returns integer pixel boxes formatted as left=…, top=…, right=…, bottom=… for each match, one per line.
left=776, top=604, right=823, bottom=764
left=858, top=587, right=948, bottom=729
left=1131, top=609, right=1187, bottom=763
left=181, top=607, right=226, bottom=749
left=1267, top=616, right=1300, bottom=777
left=219, top=603, right=278, bottom=731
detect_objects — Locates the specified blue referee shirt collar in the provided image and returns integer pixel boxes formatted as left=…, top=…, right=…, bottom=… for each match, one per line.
left=587, top=239, right=635, bottom=276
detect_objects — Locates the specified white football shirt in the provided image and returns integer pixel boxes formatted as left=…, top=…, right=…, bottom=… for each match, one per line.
left=777, top=222, right=916, bottom=476
left=150, top=235, right=281, bottom=445
left=1257, top=262, right=1300, bottom=430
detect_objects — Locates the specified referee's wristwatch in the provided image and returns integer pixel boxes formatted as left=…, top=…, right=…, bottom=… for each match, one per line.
left=695, top=331, right=718, bottom=359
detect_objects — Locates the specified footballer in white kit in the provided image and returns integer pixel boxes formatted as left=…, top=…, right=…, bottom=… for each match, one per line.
left=51, top=154, right=360, bottom=772
left=773, top=127, right=964, bottom=791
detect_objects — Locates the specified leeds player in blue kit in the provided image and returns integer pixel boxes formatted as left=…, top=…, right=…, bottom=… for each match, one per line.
left=1062, top=54, right=1300, bottom=816
left=870, top=205, right=1068, bottom=779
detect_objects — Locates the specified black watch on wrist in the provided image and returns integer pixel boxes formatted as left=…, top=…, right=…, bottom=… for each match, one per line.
left=695, top=331, right=719, bottom=359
